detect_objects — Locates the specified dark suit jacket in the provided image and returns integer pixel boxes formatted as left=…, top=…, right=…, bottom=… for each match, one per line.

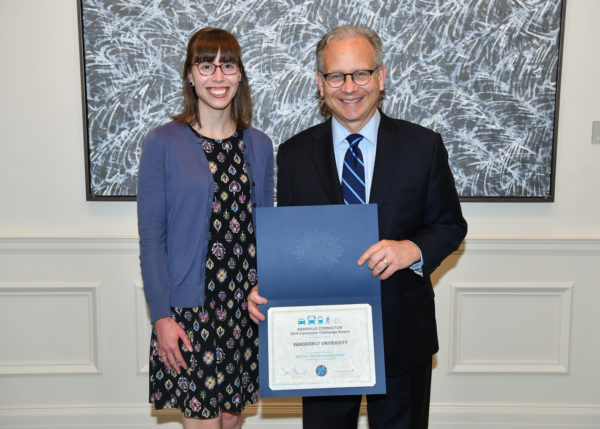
left=276, top=112, right=467, bottom=375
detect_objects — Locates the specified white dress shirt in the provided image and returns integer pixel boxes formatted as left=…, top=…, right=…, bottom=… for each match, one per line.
left=332, top=110, right=380, bottom=202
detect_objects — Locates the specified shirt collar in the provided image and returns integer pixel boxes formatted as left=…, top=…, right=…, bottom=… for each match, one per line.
left=332, top=110, right=380, bottom=149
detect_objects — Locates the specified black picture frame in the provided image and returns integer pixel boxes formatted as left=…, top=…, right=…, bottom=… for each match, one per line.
left=78, top=0, right=566, bottom=201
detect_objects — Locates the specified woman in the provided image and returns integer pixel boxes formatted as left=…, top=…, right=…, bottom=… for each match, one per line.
left=137, top=28, right=273, bottom=429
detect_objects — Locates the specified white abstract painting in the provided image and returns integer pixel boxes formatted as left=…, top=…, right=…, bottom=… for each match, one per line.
left=79, top=0, right=564, bottom=200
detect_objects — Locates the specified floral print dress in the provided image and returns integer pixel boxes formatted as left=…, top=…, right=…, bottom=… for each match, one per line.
left=149, top=128, right=259, bottom=418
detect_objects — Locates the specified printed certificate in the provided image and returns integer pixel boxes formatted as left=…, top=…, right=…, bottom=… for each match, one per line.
left=268, top=304, right=376, bottom=390
left=256, top=204, right=386, bottom=397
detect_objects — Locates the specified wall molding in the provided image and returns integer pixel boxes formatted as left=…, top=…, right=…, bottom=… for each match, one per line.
left=449, top=281, right=573, bottom=374
left=429, top=402, right=600, bottom=428
left=457, top=234, right=600, bottom=255
left=0, top=282, right=102, bottom=375
left=0, top=234, right=139, bottom=254
left=1, top=233, right=600, bottom=254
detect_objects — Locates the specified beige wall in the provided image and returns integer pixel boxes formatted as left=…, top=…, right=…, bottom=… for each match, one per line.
left=0, top=1, right=599, bottom=236
left=0, top=0, right=599, bottom=428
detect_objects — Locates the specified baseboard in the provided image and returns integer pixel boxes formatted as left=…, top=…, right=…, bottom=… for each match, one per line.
left=1, top=402, right=598, bottom=429
left=430, top=403, right=600, bottom=428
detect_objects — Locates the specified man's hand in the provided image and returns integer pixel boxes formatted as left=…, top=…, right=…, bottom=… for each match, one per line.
left=153, top=317, right=193, bottom=374
left=248, top=285, right=268, bottom=324
left=358, top=239, right=421, bottom=280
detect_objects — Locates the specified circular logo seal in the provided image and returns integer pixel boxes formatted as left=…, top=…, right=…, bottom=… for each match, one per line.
left=294, top=229, right=343, bottom=270
left=315, top=365, right=327, bottom=377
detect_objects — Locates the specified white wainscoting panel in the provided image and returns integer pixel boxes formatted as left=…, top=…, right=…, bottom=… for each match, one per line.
left=0, top=234, right=599, bottom=429
left=0, top=281, right=101, bottom=375
left=449, top=282, right=573, bottom=373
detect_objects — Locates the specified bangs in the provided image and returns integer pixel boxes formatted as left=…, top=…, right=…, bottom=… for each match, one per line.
left=191, top=28, right=242, bottom=64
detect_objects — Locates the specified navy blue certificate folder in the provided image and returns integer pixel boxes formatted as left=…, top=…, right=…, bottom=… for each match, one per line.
left=256, top=204, right=386, bottom=398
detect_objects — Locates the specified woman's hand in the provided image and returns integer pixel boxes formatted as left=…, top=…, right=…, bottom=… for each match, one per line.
left=153, top=317, right=193, bottom=373
left=248, top=285, right=268, bottom=324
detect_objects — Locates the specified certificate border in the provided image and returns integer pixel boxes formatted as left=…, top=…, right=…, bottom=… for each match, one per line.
left=259, top=296, right=386, bottom=398
left=268, top=304, right=376, bottom=390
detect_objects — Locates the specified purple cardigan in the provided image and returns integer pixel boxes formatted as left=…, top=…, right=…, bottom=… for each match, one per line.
left=137, top=121, right=274, bottom=322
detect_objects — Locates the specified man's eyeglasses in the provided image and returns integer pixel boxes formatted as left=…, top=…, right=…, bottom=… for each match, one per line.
left=195, top=62, right=239, bottom=76
left=320, top=68, right=379, bottom=88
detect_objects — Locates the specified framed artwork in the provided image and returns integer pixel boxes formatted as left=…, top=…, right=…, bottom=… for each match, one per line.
left=78, top=0, right=566, bottom=201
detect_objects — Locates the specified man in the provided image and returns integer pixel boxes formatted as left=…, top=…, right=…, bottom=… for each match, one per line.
left=249, top=25, right=467, bottom=429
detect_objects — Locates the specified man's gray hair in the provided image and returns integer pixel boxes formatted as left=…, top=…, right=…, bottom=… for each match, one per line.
left=315, top=25, right=384, bottom=71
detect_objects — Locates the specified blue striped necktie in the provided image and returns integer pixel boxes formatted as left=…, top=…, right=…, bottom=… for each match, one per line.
left=341, top=134, right=366, bottom=204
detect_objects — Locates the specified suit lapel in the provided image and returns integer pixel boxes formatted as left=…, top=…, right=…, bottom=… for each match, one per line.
left=309, top=120, right=344, bottom=204
left=370, top=113, right=403, bottom=204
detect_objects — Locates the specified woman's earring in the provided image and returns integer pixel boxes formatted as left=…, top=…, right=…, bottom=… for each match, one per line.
left=189, top=81, right=194, bottom=87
